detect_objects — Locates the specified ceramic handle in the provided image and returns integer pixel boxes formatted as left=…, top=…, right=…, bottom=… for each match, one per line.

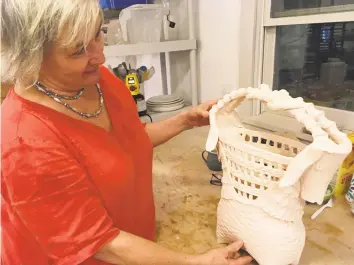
left=210, top=85, right=329, bottom=139
left=206, top=85, right=350, bottom=155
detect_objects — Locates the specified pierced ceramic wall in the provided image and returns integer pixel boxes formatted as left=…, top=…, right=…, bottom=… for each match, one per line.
left=206, top=85, right=352, bottom=265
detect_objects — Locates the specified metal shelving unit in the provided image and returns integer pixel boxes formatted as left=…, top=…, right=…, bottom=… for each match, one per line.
left=103, top=0, right=197, bottom=122
left=104, top=39, right=196, bottom=57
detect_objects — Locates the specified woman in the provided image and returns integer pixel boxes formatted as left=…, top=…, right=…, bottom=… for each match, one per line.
left=1, top=1, right=253, bottom=264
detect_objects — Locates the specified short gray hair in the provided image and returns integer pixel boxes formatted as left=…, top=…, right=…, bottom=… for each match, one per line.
left=1, top=0, right=103, bottom=86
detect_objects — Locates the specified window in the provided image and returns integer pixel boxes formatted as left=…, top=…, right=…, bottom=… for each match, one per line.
left=271, top=0, right=354, bottom=17
left=274, top=22, right=354, bottom=112
left=242, top=0, right=354, bottom=136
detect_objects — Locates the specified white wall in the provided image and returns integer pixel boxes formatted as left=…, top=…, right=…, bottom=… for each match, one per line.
left=195, top=0, right=253, bottom=116
left=165, top=0, right=252, bottom=116
left=166, top=0, right=243, bottom=102
left=196, top=0, right=241, bottom=102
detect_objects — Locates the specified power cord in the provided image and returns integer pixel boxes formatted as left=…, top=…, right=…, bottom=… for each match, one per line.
left=167, top=11, right=175, bottom=28
left=210, top=173, right=222, bottom=186
left=146, top=114, right=153, bottom=123
left=140, top=114, right=153, bottom=123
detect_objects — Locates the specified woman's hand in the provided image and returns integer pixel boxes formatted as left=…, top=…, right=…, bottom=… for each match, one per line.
left=183, top=100, right=218, bottom=128
left=96, top=231, right=253, bottom=265
left=190, top=240, right=253, bottom=265
left=144, top=100, right=218, bottom=147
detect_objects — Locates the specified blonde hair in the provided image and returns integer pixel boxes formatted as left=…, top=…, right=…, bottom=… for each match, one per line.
left=1, top=0, right=103, bottom=86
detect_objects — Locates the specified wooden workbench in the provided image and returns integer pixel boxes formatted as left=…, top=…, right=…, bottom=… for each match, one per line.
left=153, top=127, right=354, bottom=265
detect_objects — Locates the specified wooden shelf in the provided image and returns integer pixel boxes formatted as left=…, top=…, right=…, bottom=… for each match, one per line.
left=104, top=40, right=197, bottom=57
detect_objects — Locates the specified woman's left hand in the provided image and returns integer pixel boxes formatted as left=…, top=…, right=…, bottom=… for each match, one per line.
left=183, top=100, right=218, bottom=128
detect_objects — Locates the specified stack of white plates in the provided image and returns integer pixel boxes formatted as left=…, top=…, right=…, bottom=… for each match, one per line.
left=147, top=95, right=185, bottom=112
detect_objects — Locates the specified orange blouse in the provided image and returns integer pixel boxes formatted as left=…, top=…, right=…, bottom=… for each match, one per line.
left=1, top=66, right=154, bottom=265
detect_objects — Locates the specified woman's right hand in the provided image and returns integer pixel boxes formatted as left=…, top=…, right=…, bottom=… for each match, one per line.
left=96, top=230, right=253, bottom=265
left=190, top=240, right=253, bottom=265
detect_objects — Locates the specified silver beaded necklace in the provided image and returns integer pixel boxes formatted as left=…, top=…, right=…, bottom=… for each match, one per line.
left=35, top=82, right=86, bottom=100
left=35, top=82, right=104, bottom=118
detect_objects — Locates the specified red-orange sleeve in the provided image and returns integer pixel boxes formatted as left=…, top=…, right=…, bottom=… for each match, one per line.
left=1, top=136, right=120, bottom=265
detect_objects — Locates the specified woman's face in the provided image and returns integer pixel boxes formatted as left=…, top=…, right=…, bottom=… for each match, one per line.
left=39, top=23, right=105, bottom=90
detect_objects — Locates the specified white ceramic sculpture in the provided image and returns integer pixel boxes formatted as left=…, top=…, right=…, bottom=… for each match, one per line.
left=205, top=85, right=352, bottom=265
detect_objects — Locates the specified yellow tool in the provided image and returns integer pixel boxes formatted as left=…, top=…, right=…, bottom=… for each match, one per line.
left=125, top=73, right=140, bottom=96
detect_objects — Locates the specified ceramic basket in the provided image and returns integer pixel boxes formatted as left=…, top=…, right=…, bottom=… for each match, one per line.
left=205, top=85, right=351, bottom=265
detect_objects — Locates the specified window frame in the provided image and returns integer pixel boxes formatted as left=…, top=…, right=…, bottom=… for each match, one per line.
left=242, top=0, right=354, bottom=137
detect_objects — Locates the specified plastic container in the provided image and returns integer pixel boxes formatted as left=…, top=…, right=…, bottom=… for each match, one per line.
left=345, top=174, right=354, bottom=203
left=130, top=8, right=163, bottom=43
left=334, top=131, right=354, bottom=197
left=105, top=19, right=126, bottom=45
left=119, top=4, right=168, bottom=43
left=323, top=184, right=334, bottom=203
left=320, top=58, right=348, bottom=88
